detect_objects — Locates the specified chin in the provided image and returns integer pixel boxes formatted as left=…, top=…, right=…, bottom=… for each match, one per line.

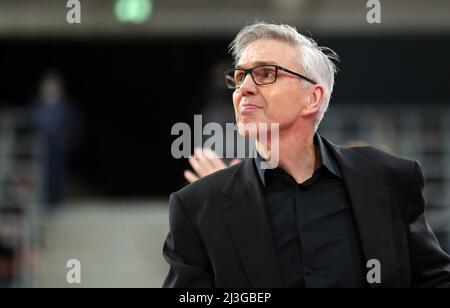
left=237, top=121, right=259, bottom=138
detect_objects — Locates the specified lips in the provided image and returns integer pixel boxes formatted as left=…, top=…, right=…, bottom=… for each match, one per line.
left=240, top=103, right=262, bottom=112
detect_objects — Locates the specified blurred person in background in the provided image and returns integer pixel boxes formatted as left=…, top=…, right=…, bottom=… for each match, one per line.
left=30, top=70, right=82, bottom=208
left=163, top=22, right=450, bottom=288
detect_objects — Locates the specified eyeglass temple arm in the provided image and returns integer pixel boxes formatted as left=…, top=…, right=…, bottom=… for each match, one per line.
left=277, top=66, right=317, bottom=84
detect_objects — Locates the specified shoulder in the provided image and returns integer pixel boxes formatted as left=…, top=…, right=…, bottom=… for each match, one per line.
left=349, top=145, right=419, bottom=175
left=169, top=160, right=246, bottom=218
left=322, top=136, right=419, bottom=178
left=177, top=161, right=243, bottom=198
left=347, top=145, right=422, bottom=197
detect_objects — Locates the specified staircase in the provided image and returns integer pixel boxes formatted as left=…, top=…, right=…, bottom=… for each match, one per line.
left=32, top=200, right=169, bottom=288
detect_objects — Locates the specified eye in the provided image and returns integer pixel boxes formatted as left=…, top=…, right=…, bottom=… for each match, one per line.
left=254, top=67, right=276, bottom=80
left=262, top=69, right=274, bottom=78
left=235, top=71, right=245, bottom=82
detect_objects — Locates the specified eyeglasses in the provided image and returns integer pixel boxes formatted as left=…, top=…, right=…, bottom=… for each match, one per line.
left=224, top=64, right=316, bottom=89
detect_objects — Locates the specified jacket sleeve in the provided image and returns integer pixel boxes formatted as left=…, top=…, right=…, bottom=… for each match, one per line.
left=407, top=161, right=450, bottom=288
left=162, top=192, right=214, bottom=288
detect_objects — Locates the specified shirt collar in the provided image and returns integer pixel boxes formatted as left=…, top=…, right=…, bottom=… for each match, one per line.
left=254, top=133, right=342, bottom=186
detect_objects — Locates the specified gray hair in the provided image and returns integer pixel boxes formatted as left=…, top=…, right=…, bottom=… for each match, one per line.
left=229, top=22, right=339, bottom=131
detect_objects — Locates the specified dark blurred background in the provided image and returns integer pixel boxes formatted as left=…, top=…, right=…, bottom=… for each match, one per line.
left=0, top=38, right=230, bottom=196
left=0, top=0, right=449, bottom=287
left=1, top=36, right=450, bottom=196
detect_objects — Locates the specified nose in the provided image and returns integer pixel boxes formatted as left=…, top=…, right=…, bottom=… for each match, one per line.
left=238, top=73, right=257, bottom=96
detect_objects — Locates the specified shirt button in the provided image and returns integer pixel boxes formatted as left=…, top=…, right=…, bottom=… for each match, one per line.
left=303, top=226, right=309, bottom=232
left=307, top=269, right=313, bottom=276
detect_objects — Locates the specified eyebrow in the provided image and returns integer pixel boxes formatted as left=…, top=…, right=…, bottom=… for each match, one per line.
left=235, top=61, right=278, bottom=69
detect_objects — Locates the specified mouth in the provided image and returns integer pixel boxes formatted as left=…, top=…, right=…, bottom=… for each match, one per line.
left=240, top=103, right=262, bottom=113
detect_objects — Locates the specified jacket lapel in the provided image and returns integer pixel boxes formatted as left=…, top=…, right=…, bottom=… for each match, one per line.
left=324, top=138, right=397, bottom=287
left=221, top=159, right=282, bottom=288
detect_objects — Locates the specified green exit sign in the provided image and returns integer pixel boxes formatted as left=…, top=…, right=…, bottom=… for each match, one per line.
left=115, top=0, right=153, bottom=24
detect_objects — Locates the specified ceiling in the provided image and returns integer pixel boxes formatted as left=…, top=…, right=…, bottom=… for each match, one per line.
left=0, top=0, right=449, bottom=38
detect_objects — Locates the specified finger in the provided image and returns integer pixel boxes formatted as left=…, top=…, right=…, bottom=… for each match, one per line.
left=195, top=148, right=216, bottom=173
left=188, top=155, right=208, bottom=177
left=184, top=170, right=199, bottom=184
left=203, top=148, right=227, bottom=170
left=229, top=158, right=242, bottom=166
left=202, top=147, right=220, bottom=159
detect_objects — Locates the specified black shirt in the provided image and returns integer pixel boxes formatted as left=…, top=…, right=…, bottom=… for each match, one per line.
left=255, top=134, right=366, bottom=288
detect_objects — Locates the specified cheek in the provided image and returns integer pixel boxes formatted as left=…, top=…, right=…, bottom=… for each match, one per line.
left=265, top=92, right=303, bottom=121
left=232, top=92, right=240, bottom=113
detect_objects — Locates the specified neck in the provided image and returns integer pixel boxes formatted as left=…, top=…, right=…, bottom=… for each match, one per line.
left=256, top=121, right=319, bottom=184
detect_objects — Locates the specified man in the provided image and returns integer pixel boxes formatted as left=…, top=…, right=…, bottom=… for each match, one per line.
left=163, top=22, right=450, bottom=288
left=31, top=70, right=83, bottom=206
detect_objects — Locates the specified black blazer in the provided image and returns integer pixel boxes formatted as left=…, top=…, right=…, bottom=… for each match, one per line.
left=163, top=137, right=450, bottom=288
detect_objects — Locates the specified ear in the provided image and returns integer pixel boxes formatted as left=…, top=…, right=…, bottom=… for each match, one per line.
left=300, top=84, right=325, bottom=117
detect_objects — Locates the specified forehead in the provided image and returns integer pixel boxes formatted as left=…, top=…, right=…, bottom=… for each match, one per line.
left=236, top=39, right=299, bottom=68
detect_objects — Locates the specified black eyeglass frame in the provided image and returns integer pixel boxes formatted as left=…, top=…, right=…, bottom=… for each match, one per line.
left=224, top=64, right=317, bottom=89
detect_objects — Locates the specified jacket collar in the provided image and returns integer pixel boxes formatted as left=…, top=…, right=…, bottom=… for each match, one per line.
left=254, top=133, right=342, bottom=186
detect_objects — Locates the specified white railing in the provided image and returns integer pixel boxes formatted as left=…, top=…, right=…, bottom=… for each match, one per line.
left=0, top=108, right=44, bottom=287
